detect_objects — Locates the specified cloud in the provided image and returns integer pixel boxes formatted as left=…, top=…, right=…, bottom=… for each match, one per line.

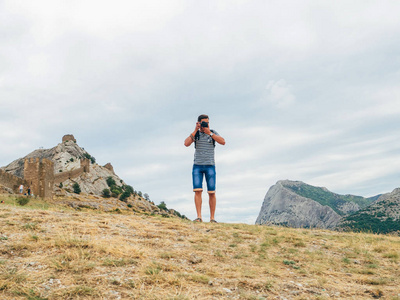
left=1, top=1, right=400, bottom=224
left=260, top=80, right=296, bottom=109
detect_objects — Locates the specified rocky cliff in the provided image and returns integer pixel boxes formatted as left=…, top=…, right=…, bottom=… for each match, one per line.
left=255, top=180, right=378, bottom=229
left=1, top=136, right=123, bottom=196
left=255, top=180, right=341, bottom=228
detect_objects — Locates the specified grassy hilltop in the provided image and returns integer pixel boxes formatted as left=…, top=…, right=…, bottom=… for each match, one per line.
left=0, top=195, right=400, bottom=300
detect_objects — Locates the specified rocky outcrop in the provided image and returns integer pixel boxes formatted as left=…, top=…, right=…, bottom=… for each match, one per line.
left=255, top=180, right=341, bottom=228
left=1, top=137, right=124, bottom=196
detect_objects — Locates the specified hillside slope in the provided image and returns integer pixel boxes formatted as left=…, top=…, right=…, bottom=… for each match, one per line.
left=338, top=188, right=400, bottom=234
left=1, top=137, right=123, bottom=196
left=0, top=197, right=399, bottom=299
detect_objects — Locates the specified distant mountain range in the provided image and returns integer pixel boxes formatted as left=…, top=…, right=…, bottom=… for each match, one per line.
left=256, top=180, right=400, bottom=234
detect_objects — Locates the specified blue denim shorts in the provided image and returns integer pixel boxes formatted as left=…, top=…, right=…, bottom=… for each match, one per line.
left=192, top=164, right=216, bottom=193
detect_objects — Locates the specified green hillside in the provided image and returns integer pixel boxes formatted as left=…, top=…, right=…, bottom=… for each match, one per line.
left=283, top=182, right=376, bottom=216
left=339, top=193, right=400, bottom=234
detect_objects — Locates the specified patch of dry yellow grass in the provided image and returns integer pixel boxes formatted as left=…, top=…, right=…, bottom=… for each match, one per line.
left=0, top=195, right=400, bottom=299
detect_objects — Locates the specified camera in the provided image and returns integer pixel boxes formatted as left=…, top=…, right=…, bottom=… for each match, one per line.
left=201, top=121, right=209, bottom=128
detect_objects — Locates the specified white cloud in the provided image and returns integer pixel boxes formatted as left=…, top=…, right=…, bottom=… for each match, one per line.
left=1, top=1, right=400, bottom=223
left=260, top=80, right=296, bottom=109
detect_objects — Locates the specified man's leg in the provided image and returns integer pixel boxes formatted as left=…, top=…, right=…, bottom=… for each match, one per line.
left=205, top=165, right=217, bottom=221
left=195, top=191, right=203, bottom=219
left=208, top=192, right=216, bottom=221
left=192, top=165, right=204, bottom=221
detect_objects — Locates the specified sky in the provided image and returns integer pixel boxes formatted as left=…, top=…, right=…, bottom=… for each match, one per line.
left=1, top=0, right=400, bottom=223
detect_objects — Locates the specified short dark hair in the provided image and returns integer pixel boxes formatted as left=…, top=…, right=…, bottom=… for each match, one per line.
left=197, top=114, right=209, bottom=122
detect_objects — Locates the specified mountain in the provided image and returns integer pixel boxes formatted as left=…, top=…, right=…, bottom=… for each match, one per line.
left=1, top=135, right=124, bottom=196
left=255, top=180, right=378, bottom=229
left=338, top=188, right=400, bottom=234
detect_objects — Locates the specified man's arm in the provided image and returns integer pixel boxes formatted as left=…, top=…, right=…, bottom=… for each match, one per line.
left=184, top=123, right=200, bottom=147
left=203, top=128, right=225, bottom=145
left=212, top=134, right=225, bottom=145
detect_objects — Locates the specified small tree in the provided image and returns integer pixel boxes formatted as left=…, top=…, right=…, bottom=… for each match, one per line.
left=144, top=193, right=150, bottom=201
left=157, top=201, right=168, bottom=211
left=17, top=197, right=30, bottom=206
left=119, top=191, right=131, bottom=202
left=111, top=187, right=122, bottom=196
left=102, top=189, right=111, bottom=198
left=123, top=185, right=134, bottom=195
left=73, top=183, right=81, bottom=194
left=106, top=176, right=116, bottom=187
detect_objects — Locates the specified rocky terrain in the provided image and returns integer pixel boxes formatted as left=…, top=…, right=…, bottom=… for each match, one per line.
left=1, top=137, right=123, bottom=196
left=256, top=180, right=400, bottom=232
left=0, top=135, right=186, bottom=219
left=338, top=188, right=400, bottom=233
left=1, top=197, right=399, bottom=299
left=255, top=180, right=342, bottom=229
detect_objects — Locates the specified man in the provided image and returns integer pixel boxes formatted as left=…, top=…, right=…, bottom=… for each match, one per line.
left=184, top=114, right=225, bottom=223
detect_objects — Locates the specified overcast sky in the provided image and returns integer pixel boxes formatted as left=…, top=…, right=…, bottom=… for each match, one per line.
left=1, top=1, right=400, bottom=223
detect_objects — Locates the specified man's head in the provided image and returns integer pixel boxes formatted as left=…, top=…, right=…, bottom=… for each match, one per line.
left=197, top=114, right=209, bottom=131
left=197, top=114, right=209, bottom=122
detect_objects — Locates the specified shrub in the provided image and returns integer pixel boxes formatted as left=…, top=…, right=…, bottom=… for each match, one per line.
left=106, top=177, right=116, bottom=187
left=157, top=201, right=168, bottom=211
left=123, top=185, right=134, bottom=195
left=73, top=183, right=81, bottom=194
left=111, top=186, right=123, bottom=195
left=102, top=189, right=110, bottom=198
left=17, top=197, right=30, bottom=206
left=83, top=152, right=96, bottom=164
left=120, top=191, right=131, bottom=202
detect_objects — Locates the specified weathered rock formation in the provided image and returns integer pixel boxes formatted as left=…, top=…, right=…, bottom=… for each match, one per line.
left=1, top=135, right=124, bottom=197
left=255, top=180, right=341, bottom=228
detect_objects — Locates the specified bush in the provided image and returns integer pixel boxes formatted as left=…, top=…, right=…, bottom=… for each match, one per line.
left=17, top=197, right=30, bottom=206
left=157, top=201, right=168, bottom=211
left=73, top=183, right=81, bottom=194
left=123, top=185, right=134, bottom=195
left=102, top=189, right=110, bottom=198
left=83, top=152, right=96, bottom=164
left=120, top=191, right=131, bottom=202
left=106, top=177, right=116, bottom=187
left=111, top=186, right=123, bottom=196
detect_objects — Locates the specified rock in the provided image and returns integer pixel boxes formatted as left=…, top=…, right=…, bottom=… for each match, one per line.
left=255, top=180, right=341, bottom=229
left=223, top=288, right=232, bottom=293
left=189, top=254, right=203, bottom=264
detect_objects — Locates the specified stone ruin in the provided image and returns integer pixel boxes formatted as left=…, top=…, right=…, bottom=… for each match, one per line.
left=0, top=135, right=90, bottom=199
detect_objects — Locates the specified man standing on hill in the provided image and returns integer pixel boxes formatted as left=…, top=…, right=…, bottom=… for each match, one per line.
left=184, top=114, right=225, bottom=223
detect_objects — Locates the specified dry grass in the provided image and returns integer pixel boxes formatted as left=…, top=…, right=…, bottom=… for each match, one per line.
left=0, top=195, right=400, bottom=299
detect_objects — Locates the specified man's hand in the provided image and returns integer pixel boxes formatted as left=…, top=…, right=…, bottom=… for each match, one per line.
left=203, top=127, right=211, bottom=135
left=195, top=122, right=201, bottom=132
left=185, top=122, right=201, bottom=147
